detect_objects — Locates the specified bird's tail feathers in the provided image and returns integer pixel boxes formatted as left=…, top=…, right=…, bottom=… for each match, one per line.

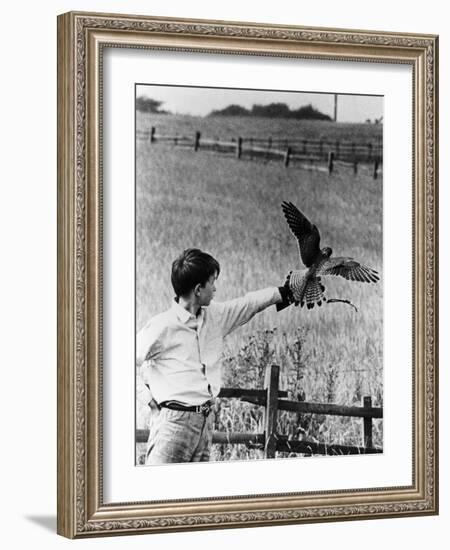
left=300, top=276, right=326, bottom=310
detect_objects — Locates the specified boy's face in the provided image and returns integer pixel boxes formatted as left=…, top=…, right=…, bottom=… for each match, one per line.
left=197, top=272, right=218, bottom=306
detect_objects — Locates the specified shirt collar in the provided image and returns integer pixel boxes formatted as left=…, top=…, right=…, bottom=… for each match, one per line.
left=171, top=298, right=204, bottom=324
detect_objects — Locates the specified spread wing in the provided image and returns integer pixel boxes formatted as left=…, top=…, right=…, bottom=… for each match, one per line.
left=281, top=201, right=321, bottom=267
left=319, top=257, right=379, bottom=283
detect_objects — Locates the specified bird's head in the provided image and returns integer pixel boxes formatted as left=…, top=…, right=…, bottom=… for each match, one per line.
left=322, top=246, right=332, bottom=257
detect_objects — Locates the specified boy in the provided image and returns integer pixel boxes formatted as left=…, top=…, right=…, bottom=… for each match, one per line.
left=137, top=248, right=292, bottom=464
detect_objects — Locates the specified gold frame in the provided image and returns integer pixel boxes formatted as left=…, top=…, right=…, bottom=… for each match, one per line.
left=57, top=11, right=439, bottom=538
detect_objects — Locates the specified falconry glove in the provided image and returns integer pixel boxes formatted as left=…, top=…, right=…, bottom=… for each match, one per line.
left=276, top=271, right=296, bottom=312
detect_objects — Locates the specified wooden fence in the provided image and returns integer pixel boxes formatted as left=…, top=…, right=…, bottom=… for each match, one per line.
left=137, top=126, right=383, bottom=179
left=136, top=364, right=383, bottom=458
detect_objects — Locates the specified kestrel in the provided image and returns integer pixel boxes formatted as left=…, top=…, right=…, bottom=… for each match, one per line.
left=280, top=201, right=379, bottom=310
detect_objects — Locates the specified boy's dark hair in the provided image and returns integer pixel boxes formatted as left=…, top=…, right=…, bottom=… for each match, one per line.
left=171, top=248, right=220, bottom=297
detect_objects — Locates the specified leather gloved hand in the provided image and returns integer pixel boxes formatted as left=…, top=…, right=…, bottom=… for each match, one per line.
left=276, top=271, right=296, bottom=312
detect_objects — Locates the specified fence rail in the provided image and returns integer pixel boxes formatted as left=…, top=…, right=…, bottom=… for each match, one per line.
left=136, top=364, right=383, bottom=458
left=137, top=126, right=382, bottom=178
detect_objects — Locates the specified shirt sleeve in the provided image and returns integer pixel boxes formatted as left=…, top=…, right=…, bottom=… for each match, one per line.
left=214, top=287, right=282, bottom=337
left=136, top=319, right=165, bottom=367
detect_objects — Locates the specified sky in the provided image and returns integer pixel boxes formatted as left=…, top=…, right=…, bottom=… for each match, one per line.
left=136, top=84, right=383, bottom=123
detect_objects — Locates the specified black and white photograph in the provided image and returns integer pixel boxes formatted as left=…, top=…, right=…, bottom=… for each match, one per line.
left=135, top=84, right=384, bottom=466
left=52, top=7, right=438, bottom=541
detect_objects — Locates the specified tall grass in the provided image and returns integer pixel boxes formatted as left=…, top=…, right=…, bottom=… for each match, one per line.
left=210, top=327, right=382, bottom=461
left=136, top=113, right=383, bottom=463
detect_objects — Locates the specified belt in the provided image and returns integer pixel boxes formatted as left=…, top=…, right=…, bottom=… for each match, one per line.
left=158, top=400, right=214, bottom=416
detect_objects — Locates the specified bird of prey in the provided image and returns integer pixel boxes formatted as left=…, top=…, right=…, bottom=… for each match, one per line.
left=279, top=201, right=379, bottom=311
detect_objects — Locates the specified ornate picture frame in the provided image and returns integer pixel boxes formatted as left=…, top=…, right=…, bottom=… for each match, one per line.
left=57, top=11, right=438, bottom=538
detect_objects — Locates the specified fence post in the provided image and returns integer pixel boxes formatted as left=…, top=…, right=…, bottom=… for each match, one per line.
left=236, top=137, right=242, bottom=159
left=352, top=142, right=358, bottom=174
left=150, top=126, right=155, bottom=143
left=194, top=131, right=201, bottom=151
left=265, top=136, right=272, bottom=161
left=284, top=147, right=292, bottom=167
left=264, top=365, right=280, bottom=459
left=362, top=396, right=373, bottom=448
left=373, top=159, right=379, bottom=180
left=328, top=151, right=335, bottom=174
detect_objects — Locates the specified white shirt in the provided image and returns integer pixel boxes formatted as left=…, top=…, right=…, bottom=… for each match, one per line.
left=137, top=287, right=281, bottom=405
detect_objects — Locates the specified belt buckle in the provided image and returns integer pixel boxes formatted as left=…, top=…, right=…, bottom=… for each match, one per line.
left=199, top=402, right=211, bottom=416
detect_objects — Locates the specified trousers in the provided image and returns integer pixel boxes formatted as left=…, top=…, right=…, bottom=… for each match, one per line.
left=145, top=406, right=214, bottom=464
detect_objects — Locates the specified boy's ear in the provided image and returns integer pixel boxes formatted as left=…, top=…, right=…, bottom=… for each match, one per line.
left=194, top=283, right=202, bottom=296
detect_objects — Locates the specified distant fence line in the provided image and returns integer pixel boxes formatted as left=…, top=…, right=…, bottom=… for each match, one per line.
left=138, top=126, right=383, bottom=179
left=136, top=364, right=383, bottom=458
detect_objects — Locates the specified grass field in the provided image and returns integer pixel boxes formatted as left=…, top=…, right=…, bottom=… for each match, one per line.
left=135, top=113, right=383, bottom=463
left=137, top=112, right=383, bottom=142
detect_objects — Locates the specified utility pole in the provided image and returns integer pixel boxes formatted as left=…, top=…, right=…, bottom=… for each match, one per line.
left=334, top=93, right=338, bottom=122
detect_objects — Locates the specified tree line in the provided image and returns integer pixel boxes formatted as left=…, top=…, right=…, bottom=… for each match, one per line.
left=136, top=96, right=332, bottom=120
left=209, top=102, right=331, bottom=120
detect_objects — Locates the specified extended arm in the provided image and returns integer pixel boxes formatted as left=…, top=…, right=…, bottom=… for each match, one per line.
left=215, top=287, right=285, bottom=337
